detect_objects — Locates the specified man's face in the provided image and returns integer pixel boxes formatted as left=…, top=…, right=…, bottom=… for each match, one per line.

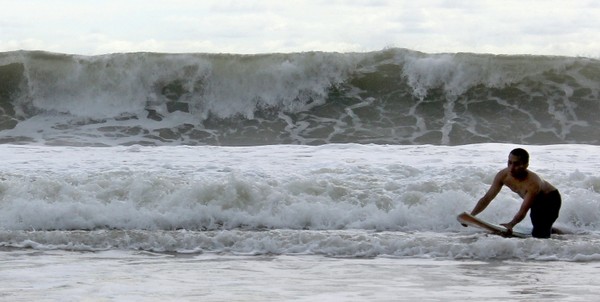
left=507, top=154, right=528, bottom=178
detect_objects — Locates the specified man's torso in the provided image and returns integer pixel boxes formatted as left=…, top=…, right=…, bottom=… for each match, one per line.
left=501, top=168, right=556, bottom=198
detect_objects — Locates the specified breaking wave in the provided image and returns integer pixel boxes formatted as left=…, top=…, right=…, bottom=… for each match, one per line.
left=1, top=49, right=599, bottom=146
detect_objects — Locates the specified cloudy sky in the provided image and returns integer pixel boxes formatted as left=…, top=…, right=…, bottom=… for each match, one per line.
left=1, top=0, right=599, bottom=57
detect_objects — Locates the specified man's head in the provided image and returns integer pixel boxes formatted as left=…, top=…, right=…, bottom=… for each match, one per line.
left=509, top=148, right=529, bottom=164
left=508, top=148, right=529, bottom=178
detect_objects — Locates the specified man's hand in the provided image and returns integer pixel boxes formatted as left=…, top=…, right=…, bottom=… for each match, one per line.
left=500, top=223, right=514, bottom=236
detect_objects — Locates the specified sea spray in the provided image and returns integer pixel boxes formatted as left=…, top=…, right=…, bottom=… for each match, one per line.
left=1, top=49, right=598, bottom=146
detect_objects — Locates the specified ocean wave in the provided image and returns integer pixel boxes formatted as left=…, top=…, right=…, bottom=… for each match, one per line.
left=2, top=229, right=599, bottom=262
left=1, top=49, right=599, bottom=146
left=1, top=144, right=598, bottom=233
left=1, top=143, right=600, bottom=261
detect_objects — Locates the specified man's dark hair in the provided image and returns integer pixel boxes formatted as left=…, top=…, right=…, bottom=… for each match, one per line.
left=510, top=148, right=530, bottom=164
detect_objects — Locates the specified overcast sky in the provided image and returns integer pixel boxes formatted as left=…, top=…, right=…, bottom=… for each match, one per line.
left=1, top=0, right=599, bottom=57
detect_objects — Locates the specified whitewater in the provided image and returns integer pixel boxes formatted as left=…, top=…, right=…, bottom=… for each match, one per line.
left=1, top=49, right=599, bottom=146
left=1, top=49, right=600, bottom=301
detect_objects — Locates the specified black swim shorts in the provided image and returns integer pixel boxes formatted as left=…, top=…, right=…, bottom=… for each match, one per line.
left=529, top=190, right=561, bottom=238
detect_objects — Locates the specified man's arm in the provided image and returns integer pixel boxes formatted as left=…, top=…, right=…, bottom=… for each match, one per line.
left=502, top=190, right=537, bottom=230
left=470, top=171, right=505, bottom=216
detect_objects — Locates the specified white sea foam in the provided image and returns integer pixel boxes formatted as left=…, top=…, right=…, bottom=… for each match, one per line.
left=2, top=50, right=598, bottom=145
left=2, top=48, right=599, bottom=302
left=1, top=143, right=599, bottom=261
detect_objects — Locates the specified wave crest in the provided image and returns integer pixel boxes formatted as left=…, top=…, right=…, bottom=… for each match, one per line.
left=1, top=49, right=599, bottom=145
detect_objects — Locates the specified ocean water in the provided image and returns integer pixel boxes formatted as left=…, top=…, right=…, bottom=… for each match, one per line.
left=1, top=49, right=599, bottom=146
left=1, top=49, right=600, bottom=301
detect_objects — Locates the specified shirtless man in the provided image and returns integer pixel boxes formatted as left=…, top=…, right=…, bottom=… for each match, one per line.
left=469, top=148, right=561, bottom=238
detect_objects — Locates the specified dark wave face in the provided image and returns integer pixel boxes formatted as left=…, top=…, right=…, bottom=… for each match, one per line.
left=0, top=49, right=599, bottom=146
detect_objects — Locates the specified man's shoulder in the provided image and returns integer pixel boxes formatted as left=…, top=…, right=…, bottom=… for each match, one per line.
left=493, top=168, right=510, bottom=184
left=496, top=168, right=510, bottom=178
